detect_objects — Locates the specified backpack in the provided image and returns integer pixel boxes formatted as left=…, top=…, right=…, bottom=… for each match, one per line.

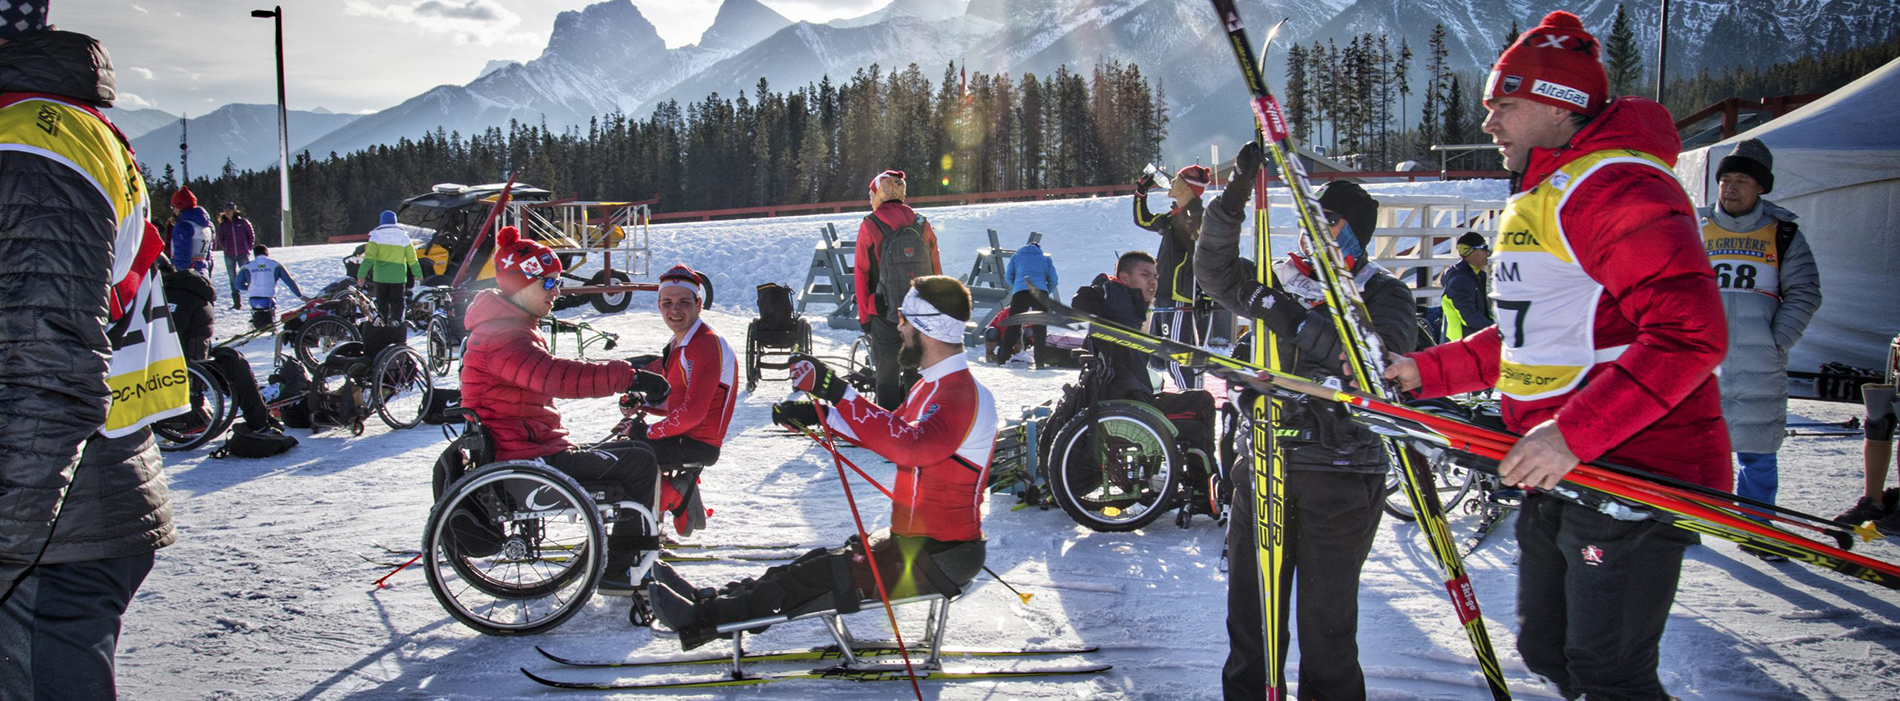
left=869, top=212, right=933, bottom=321
left=212, top=427, right=298, bottom=459
left=755, top=282, right=796, bottom=333
left=269, top=358, right=312, bottom=429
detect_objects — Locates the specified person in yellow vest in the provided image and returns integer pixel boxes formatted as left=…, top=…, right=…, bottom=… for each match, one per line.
left=358, top=210, right=425, bottom=324
left=1439, top=231, right=1494, bottom=341
left=1387, top=12, right=1729, bottom=700
left=1700, top=138, right=1822, bottom=559
left=0, top=9, right=187, bottom=699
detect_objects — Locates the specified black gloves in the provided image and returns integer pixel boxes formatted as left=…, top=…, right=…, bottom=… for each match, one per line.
left=789, top=353, right=848, bottom=404
left=1217, top=141, right=1263, bottom=218
left=1246, top=285, right=1308, bottom=338
left=627, top=370, right=670, bottom=405
left=1136, top=173, right=1157, bottom=192
left=772, top=400, right=821, bottom=431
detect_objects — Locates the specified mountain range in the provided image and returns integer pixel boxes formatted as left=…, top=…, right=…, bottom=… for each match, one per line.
left=125, top=104, right=361, bottom=177
left=158, top=0, right=1898, bottom=180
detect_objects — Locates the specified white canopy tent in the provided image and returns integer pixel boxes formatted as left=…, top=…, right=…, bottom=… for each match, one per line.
left=1677, top=56, right=1900, bottom=372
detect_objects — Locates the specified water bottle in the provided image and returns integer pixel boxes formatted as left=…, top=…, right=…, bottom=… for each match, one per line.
left=1142, top=162, right=1171, bottom=191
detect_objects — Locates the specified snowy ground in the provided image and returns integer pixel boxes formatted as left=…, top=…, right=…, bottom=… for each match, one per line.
left=118, top=188, right=1900, bottom=700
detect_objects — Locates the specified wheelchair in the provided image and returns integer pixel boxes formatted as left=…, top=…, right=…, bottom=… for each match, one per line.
left=426, top=402, right=714, bottom=635
left=1035, top=351, right=1217, bottom=532
left=303, top=337, right=434, bottom=435
left=744, top=283, right=813, bottom=392
left=152, top=359, right=238, bottom=452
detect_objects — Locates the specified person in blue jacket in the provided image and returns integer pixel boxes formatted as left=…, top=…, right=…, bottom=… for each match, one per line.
left=169, top=185, right=214, bottom=273
left=1002, top=232, right=1058, bottom=366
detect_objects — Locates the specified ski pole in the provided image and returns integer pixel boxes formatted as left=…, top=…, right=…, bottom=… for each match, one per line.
left=375, top=553, right=420, bottom=588
left=809, top=422, right=925, bottom=701
left=983, top=564, right=1034, bottom=605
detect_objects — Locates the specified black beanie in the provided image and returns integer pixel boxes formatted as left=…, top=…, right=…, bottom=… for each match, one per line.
left=1316, top=181, right=1379, bottom=248
left=1456, top=231, right=1490, bottom=256
left=0, top=0, right=49, bottom=40
left=1715, top=138, right=1774, bottom=194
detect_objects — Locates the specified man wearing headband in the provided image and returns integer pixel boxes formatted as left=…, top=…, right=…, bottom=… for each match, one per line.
left=1440, top=231, right=1494, bottom=341
left=619, top=264, right=737, bottom=536
left=647, top=276, right=996, bottom=651
left=460, top=226, right=669, bottom=596
left=855, top=168, right=942, bottom=409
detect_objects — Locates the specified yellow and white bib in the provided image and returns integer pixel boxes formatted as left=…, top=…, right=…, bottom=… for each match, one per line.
left=1701, top=219, right=1780, bottom=298
left=1490, top=149, right=1673, bottom=400
left=0, top=96, right=187, bottom=436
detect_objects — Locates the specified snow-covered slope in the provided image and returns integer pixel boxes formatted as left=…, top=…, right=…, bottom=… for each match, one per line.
left=128, top=104, right=360, bottom=174
left=113, top=185, right=1900, bottom=699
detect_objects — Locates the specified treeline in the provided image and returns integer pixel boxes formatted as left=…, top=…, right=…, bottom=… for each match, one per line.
left=145, top=62, right=1167, bottom=244
left=1659, top=31, right=1900, bottom=116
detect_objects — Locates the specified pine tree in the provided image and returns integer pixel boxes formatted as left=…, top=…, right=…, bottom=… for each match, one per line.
left=1606, top=4, right=1644, bottom=96
left=1501, top=20, right=1520, bottom=58
left=1395, top=36, right=1412, bottom=160
left=1420, top=25, right=1449, bottom=156
left=1285, top=44, right=1311, bottom=143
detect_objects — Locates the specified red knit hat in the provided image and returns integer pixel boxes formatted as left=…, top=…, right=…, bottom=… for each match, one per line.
left=171, top=186, right=198, bottom=210
left=1485, top=11, right=1608, bottom=116
left=1176, top=165, right=1212, bottom=196
left=492, top=226, right=562, bottom=295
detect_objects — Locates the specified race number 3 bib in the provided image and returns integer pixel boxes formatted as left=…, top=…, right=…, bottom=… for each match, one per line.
left=1702, top=219, right=1781, bottom=298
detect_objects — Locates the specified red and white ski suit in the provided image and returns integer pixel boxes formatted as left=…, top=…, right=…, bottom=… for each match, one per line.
left=819, top=355, right=997, bottom=541
left=636, top=319, right=737, bottom=448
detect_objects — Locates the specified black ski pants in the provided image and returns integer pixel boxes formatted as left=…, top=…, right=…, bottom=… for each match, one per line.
left=367, top=280, right=407, bottom=324
left=865, top=316, right=916, bottom=411
left=1516, top=494, right=1697, bottom=701
left=1224, top=468, right=1385, bottom=701
left=1000, top=290, right=1048, bottom=365
left=0, top=551, right=154, bottom=701
left=206, top=346, right=273, bottom=431
left=541, top=441, right=661, bottom=575
left=699, top=531, right=985, bottom=627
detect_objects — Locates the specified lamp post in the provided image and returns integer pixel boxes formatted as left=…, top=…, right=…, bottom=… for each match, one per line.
left=252, top=6, right=293, bottom=247
left=1655, top=0, right=1670, bottom=105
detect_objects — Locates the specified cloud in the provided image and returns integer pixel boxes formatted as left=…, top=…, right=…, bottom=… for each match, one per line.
left=343, top=0, right=524, bottom=46
left=131, top=4, right=149, bottom=13
left=115, top=93, right=156, bottom=109
left=128, top=67, right=154, bottom=80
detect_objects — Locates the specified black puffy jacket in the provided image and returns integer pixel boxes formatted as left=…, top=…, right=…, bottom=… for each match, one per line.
left=0, top=30, right=174, bottom=594
left=1195, top=196, right=1418, bottom=473
left=165, top=269, right=217, bottom=361
left=1071, top=273, right=1155, bottom=401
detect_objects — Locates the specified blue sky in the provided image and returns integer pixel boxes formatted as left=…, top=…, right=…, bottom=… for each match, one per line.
left=56, top=0, right=885, bottom=115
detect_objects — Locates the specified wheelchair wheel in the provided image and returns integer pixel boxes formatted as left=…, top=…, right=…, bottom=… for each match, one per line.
left=424, top=461, right=605, bottom=636
left=1048, top=404, right=1182, bottom=532
left=294, top=315, right=360, bottom=368
left=425, top=315, right=457, bottom=377
left=154, top=363, right=232, bottom=452
left=744, top=322, right=761, bottom=392
left=372, top=344, right=433, bottom=430
left=1383, top=454, right=1475, bottom=522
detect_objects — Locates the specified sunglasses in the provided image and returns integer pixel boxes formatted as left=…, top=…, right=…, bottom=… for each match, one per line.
left=534, top=275, right=563, bottom=291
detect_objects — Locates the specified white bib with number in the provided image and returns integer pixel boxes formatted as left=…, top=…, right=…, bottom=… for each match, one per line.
left=1701, top=219, right=1780, bottom=298
left=1489, top=149, right=1672, bottom=401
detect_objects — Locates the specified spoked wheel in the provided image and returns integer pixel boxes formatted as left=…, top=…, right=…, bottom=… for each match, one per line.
left=373, top=345, right=433, bottom=430
left=1382, top=453, right=1476, bottom=522
left=424, top=461, right=605, bottom=636
left=1048, top=404, right=1182, bottom=532
left=425, top=315, right=457, bottom=377
left=154, top=363, right=233, bottom=452
left=294, top=316, right=360, bottom=368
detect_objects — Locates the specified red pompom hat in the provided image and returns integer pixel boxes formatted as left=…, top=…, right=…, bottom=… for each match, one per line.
left=492, top=226, right=562, bottom=295
left=171, top=186, right=198, bottom=210
left=1176, top=165, right=1212, bottom=196
left=1485, top=11, right=1609, bottom=117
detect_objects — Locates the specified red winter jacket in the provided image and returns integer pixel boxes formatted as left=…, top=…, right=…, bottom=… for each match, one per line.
left=460, top=291, right=633, bottom=460
left=819, top=355, right=997, bottom=541
left=636, top=319, right=737, bottom=447
left=853, top=201, right=942, bottom=324
left=1408, top=97, right=1731, bottom=489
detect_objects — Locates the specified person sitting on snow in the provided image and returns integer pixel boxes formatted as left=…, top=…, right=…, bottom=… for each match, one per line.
left=615, top=264, right=738, bottom=536
left=646, top=276, right=996, bottom=651
left=459, top=225, right=670, bottom=595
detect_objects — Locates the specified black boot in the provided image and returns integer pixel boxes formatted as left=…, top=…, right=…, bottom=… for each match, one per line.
left=598, top=524, right=643, bottom=597
left=649, top=582, right=724, bottom=651
left=648, top=561, right=715, bottom=601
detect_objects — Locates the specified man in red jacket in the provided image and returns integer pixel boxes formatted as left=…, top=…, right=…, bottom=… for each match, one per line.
left=854, top=169, right=942, bottom=409
left=646, top=276, right=995, bottom=651
left=460, top=226, right=669, bottom=594
left=1385, top=13, right=1727, bottom=700
left=619, top=264, right=737, bottom=535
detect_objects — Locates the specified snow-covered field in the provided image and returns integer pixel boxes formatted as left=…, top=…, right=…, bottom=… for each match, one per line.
left=119, top=186, right=1900, bottom=700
